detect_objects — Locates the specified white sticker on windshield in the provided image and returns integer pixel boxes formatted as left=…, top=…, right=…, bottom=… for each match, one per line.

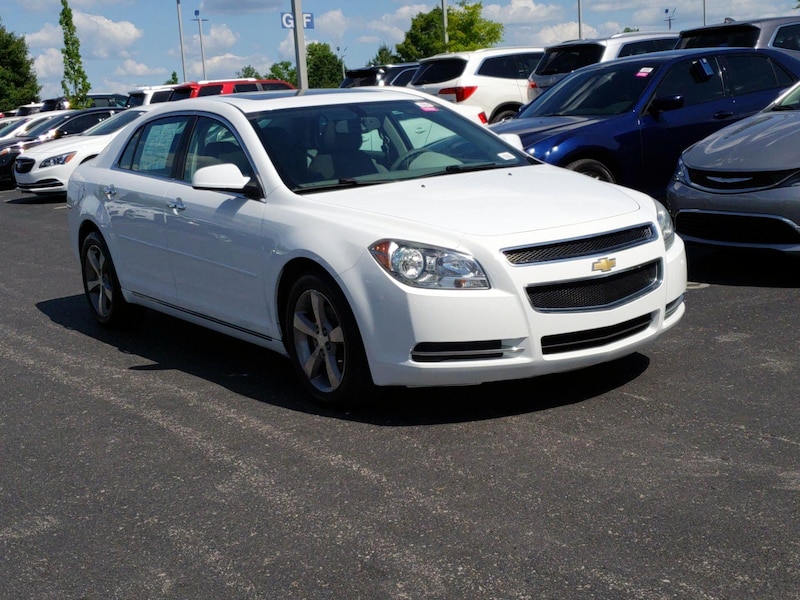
left=636, top=67, right=654, bottom=78
left=416, top=102, right=438, bottom=112
left=498, top=152, right=516, bottom=161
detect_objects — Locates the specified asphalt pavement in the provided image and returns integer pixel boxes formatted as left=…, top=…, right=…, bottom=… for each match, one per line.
left=1, top=188, right=798, bottom=599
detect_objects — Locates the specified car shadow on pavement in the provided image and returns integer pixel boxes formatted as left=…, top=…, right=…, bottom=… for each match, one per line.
left=38, top=294, right=651, bottom=426
left=6, top=194, right=66, bottom=205
left=687, top=245, right=800, bottom=288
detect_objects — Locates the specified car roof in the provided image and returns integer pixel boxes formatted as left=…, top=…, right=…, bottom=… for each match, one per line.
left=549, top=31, right=678, bottom=49
left=557, top=46, right=796, bottom=70
left=420, top=46, right=546, bottom=62
left=142, top=87, right=462, bottom=117
left=680, top=16, right=800, bottom=35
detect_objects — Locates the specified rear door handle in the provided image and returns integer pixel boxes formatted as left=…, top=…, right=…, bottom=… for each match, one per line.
left=103, top=184, right=116, bottom=198
left=713, top=111, right=734, bottom=119
left=167, top=198, right=186, bottom=212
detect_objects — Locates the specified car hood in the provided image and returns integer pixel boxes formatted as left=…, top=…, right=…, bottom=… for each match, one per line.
left=21, top=133, right=113, bottom=158
left=491, top=115, right=608, bottom=142
left=313, top=164, right=645, bottom=237
left=683, top=111, right=800, bottom=170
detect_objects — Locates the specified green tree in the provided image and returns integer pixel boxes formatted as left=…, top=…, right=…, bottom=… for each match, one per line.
left=0, top=17, right=40, bottom=113
left=59, top=0, right=91, bottom=108
left=622, top=27, right=640, bottom=32
left=371, top=43, right=401, bottom=66
left=164, top=71, right=179, bottom=85
left=395, top=1, right=503, bottom=62
left=264, top=61, right=296, bottom=86
left=307, top=42, right=344, bottom=88
left=236, top=64, right=262, bottom=78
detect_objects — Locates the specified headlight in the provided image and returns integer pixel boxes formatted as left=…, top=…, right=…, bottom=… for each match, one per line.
left=39, top=152, right=77, bottom=168
left=369, top=240, right=490, bottom=289
left=653, top=200, right=676, bottom=250
left=672, top=156, right=689, bottom=184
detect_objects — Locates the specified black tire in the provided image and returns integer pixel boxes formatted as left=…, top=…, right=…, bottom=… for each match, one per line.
left=565, top=158, right=615, bottom=183
left=80, top=231, right=139, bottom=327
left=284, top=273, right=374, bottom=405
left=490, top=108, right=519, bottom=123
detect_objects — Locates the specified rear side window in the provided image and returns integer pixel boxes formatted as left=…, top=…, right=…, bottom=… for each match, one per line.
left=618, top=38, right=677, bottom=57
left=118, top=116, right=189, bottom=177
left=535, top=44, right=605, bottom=76
left=170, top=88, right=193, bottom=101
left=197, top=85, right=223, bottom=96
left=411, top=59, right=467, bottom=85
left=723, top=55, right=795, bottom=94
left=773, top=24, right=800, bottom=51
left=151, top=90, right=173, bottom=103
left=678, top=26, right=760, bottom=49
left=233, top=83, right=259, bottom=92
left=389, top=68, right=417, bottom=86
left=478, top=55, right=521, bottom=79
left=59, top=113, right=111, bottom=135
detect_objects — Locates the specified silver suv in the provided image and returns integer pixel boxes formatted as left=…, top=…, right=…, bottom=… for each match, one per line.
left=410, top=47, right=544, bottom=123
left=676, top=16, right=800, bottom=58
left=527, top=32, right=678, bottom=101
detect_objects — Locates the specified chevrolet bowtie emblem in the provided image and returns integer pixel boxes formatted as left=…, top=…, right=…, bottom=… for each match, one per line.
left=592, top=257, right=616, bottom=273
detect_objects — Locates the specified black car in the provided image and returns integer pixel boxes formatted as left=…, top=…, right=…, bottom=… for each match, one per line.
left=339, top=63, right=420, bottom=88
left=0, top=107, right=125, bottom=187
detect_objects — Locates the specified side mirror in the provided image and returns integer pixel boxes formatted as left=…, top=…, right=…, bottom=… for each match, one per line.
left=650, top=95, right=685, bottom=113
left=192, top=163, right=260, bottom=198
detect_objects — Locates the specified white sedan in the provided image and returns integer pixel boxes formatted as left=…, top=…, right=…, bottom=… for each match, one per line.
left=67, top=89, right=687, bottom=405
left=15, top=107, right=152, bottom=196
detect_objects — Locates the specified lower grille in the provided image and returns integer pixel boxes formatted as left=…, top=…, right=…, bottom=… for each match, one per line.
left=526, top=260, right=661, bottom=312
left=411, top=340, right=517, bottom=362
left=676, top=211, right=800, bottom=245
left=541, top=313, right=654, bottom=355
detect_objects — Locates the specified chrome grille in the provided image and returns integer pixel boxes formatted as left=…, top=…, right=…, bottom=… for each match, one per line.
left=687, top=167, right=797, bottom=192
left=504, top=225, right=656, bottom=265
left=15, top=157, right=35, bottom=174
left=526, top=260, right=661, bottom=312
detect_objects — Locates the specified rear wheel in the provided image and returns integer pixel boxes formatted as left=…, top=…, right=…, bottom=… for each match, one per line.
left=284, top=273, right=374, bottom=405
left=565, top=158, right=615, bottom=183
left=490, top=108, right=519, bottom=123
left=80, top=231, right=138, bottom=327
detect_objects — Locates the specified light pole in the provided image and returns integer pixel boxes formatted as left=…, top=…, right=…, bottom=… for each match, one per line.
left=192, top=9, right=208, bottom=80
left=176, top=0, right=187, bottom=82
left=578, top=0, right=583, bottom=39
left=336, top=46, right=347, bottom=79
left=441, top=0, right=449, bottom=50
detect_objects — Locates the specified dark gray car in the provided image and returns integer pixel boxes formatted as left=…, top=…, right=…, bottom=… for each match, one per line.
left=666, top=80, right=800, bottom=254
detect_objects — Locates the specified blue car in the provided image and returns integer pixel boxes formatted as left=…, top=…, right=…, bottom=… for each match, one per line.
left=490, top=48, right=800, bottom=199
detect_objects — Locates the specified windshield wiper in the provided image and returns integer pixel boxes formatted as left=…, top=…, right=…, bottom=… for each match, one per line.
left=444, top=162, right=503, bottom=174
left=771, top=104, right=799, bottom=111
left=298, top=178, right=387, bottom=193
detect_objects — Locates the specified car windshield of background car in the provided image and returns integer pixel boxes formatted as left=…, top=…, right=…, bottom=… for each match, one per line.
left=249, top=99, right=530, bottom=192
left=772, top=82, right=800, bottom=110
left=82, top=109, right=147, bottom=136
left=519, top=63, right=663, bottom=118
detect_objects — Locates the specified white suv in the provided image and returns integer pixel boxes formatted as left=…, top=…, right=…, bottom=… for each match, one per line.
left=409, top=47, right=544, bottom=123
left=125, top=84, right=179, bottom=107
left=527, top=32, right=678, bottom=101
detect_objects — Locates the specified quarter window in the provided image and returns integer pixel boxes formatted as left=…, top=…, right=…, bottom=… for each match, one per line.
left=723, top=55, right=794, bottom=95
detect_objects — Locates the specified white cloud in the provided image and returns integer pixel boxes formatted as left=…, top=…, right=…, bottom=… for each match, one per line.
left=113, top=59, right=168, bottom=78
left=74, top=12, right=143, bottom=59
left=33, top=47, right=63, bottom=79
left=24, top=23, right=62, bottom=49
left=483, top=0, right=564, bottom=24
left=364, top=4, right=430, bottom=44
left=315, top=10, right=348, bottom=48
left=532, top=21, right=600, bottom=45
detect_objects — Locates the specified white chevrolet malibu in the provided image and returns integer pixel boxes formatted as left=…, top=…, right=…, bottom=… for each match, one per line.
left=67, top=89, right=687, bottom=405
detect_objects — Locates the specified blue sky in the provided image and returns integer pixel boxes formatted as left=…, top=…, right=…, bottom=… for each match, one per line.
left=6, top=0, right=799, bottom=99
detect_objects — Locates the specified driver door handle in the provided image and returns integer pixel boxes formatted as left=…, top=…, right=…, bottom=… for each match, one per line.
left=167, top=198, right=186, bottom=212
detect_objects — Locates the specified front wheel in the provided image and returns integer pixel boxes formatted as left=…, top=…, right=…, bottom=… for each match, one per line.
left=565, top=158, right=615, bottom=183
left=284, top=274, right=374, bottom=405
left=80, top=231, right=138, bottom=327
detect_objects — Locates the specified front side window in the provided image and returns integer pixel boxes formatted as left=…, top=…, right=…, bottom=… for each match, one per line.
left=182, top=117, right=252, bottom=182
left=654, top=58, right=724, bottom=106
left=117, top=115, right=189, bottom=177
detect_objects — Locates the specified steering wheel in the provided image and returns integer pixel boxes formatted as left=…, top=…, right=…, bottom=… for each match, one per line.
left=390, top=148, right=431, bottom=171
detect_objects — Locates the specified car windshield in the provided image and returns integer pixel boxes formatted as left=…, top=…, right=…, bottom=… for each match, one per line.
left=519, top=63, right=662, bottom=118
left=249, top=99, right=531, bottom=193
left=771, top=82, right=800, bottom=110
left=83, top=109, right=144, bottom=135
left=18, top=113, right=74, bottom=138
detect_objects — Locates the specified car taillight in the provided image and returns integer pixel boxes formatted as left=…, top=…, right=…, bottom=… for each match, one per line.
left=439, top=86, right=477, bottom=103
left=528, top=81, right=538, bottom=89
left=477, top=111, right=488, bottom=124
